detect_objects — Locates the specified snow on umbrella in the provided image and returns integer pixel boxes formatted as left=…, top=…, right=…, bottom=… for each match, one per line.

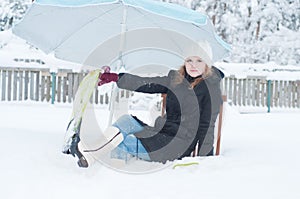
left=12, top=0, right=231, bottom=74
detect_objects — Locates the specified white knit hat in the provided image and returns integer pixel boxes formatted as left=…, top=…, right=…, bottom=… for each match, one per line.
left=181, top=40, right=213, bottom=67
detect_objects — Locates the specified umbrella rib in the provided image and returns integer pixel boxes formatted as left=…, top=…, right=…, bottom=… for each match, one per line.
left=131, top=7, right=196, bottom=56
left=52, top=5, right=122, bottom=52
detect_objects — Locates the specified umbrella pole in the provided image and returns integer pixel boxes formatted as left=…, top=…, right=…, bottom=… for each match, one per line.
left=108, top=4, right=128, bottom=126
left=107, top=85, right=118, bottom=126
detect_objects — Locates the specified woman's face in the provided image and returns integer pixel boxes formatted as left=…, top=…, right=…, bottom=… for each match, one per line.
left=185, top=56, right=206, bottom=77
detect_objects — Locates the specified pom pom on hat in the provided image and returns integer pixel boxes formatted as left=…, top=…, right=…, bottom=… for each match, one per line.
left=182, top=40, right=213, bottom=67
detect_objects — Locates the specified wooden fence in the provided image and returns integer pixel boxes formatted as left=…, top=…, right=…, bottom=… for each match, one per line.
left=0, top=67, right=112, bottom=104
left=1, top=67, right=300, bottom=110
left=223, top=75, right=300, bottom=109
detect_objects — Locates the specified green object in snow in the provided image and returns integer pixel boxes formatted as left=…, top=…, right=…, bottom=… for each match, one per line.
left=172, top=162, right=199, bottom=169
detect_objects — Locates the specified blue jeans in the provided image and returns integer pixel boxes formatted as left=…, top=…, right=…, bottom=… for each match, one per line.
left=112, top=114, right=150, bottom=161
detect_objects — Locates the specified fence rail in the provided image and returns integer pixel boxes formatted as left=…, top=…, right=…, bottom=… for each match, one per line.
left=1, top=67, right=300, bottom=110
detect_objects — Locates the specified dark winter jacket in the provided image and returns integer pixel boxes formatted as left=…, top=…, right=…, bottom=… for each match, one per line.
left=117, top=66, right=224, bottom=163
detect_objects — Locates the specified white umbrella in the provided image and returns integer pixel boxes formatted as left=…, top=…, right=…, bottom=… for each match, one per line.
left=13, top=0, right=231, bottom=73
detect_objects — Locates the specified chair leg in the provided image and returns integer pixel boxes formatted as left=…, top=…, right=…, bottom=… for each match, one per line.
left=215, top=95, right=226, bottom=155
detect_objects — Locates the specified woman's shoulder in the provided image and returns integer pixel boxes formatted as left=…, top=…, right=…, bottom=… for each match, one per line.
left=167, top=70, right=182, bottom=83
left=167, top=70, right=179, bottom=77
left=211, top=66, right=224, bottom=79
left=205, top=66, right=224, bottom=84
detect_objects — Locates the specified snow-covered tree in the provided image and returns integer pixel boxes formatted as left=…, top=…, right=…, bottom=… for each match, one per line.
left=180, top=0, right=299, bottom=66
left=0, top=0, right=31, bottom=31
left=243, top=0, right=299, bottom=65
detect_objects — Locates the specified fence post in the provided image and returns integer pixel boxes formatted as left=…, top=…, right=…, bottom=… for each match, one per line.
left=1, top=70, right=6, bottom=101
left=51, top=72, right=56, bottom=104
left=267, top=80, right=271, bottom=113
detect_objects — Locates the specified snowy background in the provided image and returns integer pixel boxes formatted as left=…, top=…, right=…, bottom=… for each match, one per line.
left=1, top=0, right=300, bottom=199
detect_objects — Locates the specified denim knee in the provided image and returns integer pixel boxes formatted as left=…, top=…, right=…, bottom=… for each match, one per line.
left=112, top=114, right=144, bottom=137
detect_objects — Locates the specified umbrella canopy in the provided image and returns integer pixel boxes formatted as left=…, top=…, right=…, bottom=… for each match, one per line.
left=0, top=30, right=81, bottom=71
left=13, top=0, right=231, bottom=73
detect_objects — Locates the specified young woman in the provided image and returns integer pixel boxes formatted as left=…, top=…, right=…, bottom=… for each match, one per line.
left=93, top=54, right=224, bottom=164
left=65, top=41, right=225, bottom=167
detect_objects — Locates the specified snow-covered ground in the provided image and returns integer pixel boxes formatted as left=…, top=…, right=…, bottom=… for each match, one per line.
left=1, top=101, right=300, bottom=199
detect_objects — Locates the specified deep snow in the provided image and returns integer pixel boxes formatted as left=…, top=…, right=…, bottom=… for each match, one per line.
left=1, top=101, right=300, bottom=199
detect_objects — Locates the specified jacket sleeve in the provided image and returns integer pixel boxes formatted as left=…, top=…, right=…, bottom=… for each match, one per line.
left=116, top=71, right=177, bottom=94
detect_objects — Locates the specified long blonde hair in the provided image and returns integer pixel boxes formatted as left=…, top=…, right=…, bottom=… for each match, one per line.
left=173, top=64, right=212, bottom=89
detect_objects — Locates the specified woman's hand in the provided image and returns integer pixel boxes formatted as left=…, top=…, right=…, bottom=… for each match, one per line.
left=98, top=66, right=119, bottom=86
